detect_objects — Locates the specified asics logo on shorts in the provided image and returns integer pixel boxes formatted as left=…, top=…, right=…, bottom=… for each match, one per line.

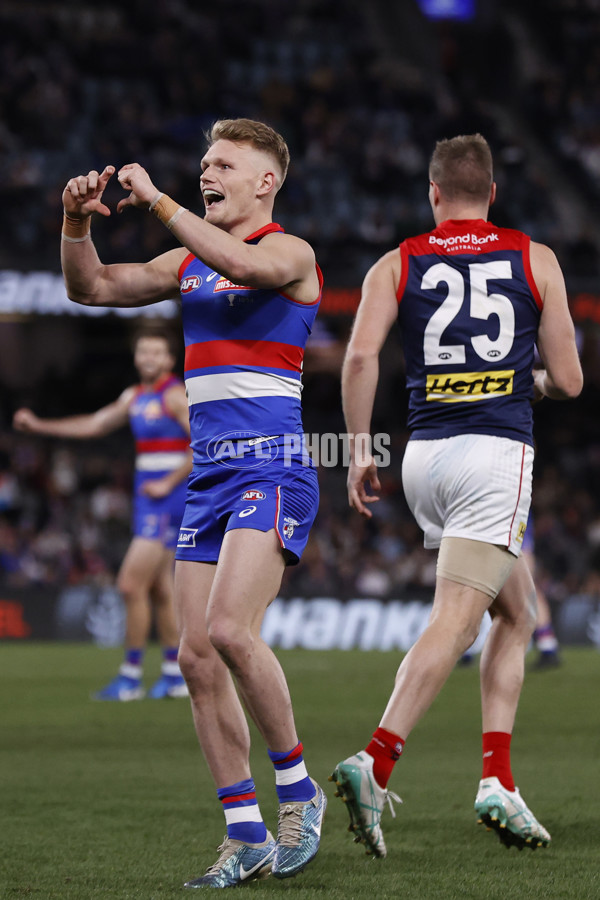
left=425, top=370, right=514, bottom=403
left=239, top=506, right=257, bottom=517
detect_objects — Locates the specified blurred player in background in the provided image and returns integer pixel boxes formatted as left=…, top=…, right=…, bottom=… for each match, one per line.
left=333, top=134, right=582, bottom=858
left=524, top=520, right=561, bottom=668
left=13, top=328, right=191, bottom=701
left=58, top=118, right=326, bottom=887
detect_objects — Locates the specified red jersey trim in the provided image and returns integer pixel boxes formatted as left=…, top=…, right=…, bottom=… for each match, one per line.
left=243, top=222, right=284, bottom=242
left=135, top=438, right=190, bottom=453
left=178, top=252, right=195, bottom=282
left=280, top=262, right=323, bottom=307
left=396, top=242, right=410, bottom=304
left=185, top=339, right=304, bottom=373
left=130, top=375, right=178, bottom=402
left=521, top=234, right=544, bottom=310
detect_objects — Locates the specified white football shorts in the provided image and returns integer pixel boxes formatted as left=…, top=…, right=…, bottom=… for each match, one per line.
left=401, top=434, right=533, bottom=557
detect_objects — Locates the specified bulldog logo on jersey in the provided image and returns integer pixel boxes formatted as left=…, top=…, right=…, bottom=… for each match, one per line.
left=143, top=399, right=163, bottom=421
left=283, top=517, right=299, bottom=539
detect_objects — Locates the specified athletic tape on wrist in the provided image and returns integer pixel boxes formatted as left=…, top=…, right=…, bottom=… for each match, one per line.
left=150, top=193, right=187, bottom=229
left=62, top=213, right=91, bottom=242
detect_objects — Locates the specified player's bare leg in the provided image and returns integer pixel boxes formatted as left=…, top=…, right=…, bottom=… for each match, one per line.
left=205, top=528, right=299, bottom=751
left=175, top=558, right=252, bottom=787
left=176, top=535, right=325, bottom=884
left=475, top=555, right=550, bottom=849
left=177, top=571, right=277, bottom=893
left=93, top=536, right=166, bottom=701
left=332, top=578, right=490, bottom=856
left=480, top=555, right=537, bottom=733
left=380, top=578, right=491, bottom=737
left=146, top=547, right=187, bottom=698
left=118, top=536, right=167, bottom=647
left=151, top=547, right=179, bottom=648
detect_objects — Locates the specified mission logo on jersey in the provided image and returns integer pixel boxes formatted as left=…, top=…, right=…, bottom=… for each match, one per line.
left=212, top=276, right=254, bottom=293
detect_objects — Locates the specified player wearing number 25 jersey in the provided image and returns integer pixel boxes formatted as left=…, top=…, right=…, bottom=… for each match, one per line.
left=335, top=134, right=582, bottom=862
left=397, top=219, right=542, bottom=447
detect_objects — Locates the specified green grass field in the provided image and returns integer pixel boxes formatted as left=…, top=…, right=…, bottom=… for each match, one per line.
left=1, top=644, right=599, bottom=899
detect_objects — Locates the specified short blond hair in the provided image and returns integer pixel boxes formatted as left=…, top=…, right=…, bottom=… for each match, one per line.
left=206, top=118, right=290, bottom=187
left=429, top=134, right=493, bottom=203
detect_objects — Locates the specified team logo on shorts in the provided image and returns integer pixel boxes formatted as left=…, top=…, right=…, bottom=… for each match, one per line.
left=241, top=490, right=266, bottom=501
left=177, top=527, right=198, bottom=548
left=283, top=516, right=299, bottom=539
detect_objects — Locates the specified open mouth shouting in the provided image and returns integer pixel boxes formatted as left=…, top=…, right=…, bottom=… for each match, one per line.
left=203, top=189, right=225, bottom=209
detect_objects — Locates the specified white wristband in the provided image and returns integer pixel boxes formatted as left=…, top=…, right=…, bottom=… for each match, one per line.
left=149, top=192, right=164, bottom=211
left=167, top=206, right=187, bottom=228
left=61, top=233, right=92, bottom=243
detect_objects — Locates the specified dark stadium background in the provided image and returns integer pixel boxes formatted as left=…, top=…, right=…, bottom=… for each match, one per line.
left=1, top=0, right=600, bottom=647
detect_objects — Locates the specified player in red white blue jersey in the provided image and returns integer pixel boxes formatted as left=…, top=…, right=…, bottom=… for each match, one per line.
left=13, top=328, right=191, bottom=701
left=59, top=118, right=326, bottom=887
left=333, top=134, right=582, bottom=858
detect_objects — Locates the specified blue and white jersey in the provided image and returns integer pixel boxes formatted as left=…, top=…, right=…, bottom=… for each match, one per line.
left=397, top=218, right=543, bottom=446
left=178, top=223, right=322, bottom=466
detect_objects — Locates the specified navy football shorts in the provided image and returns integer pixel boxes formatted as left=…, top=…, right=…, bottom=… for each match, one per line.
left=175, top=460, right=319, bottom=565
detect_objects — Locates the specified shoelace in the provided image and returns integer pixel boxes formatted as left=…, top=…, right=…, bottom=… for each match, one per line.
left=277, top=802, right=305, bottom=846
left=205, top=838, right=236, bottom=875
left=384, top=789, right=402, bottom=819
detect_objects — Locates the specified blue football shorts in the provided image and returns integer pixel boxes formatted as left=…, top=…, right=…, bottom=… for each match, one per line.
left=175, top=460, right=319, bottom=565
left=133, top=475, right=187, bottom=550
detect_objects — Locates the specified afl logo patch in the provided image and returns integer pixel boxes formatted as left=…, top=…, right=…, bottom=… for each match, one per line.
left=181, top=275, right=201, bottom=293
left=241, top=490, right=266, bottom=501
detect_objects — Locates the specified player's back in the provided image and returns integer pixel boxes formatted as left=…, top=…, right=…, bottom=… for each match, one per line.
left=397, top=218, right=542, bottom=446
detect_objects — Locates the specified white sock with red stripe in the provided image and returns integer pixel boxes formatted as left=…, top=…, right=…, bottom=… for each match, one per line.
left=268, top=741, right=315, bottom=802
left=217, top=778, right=267, bottom=844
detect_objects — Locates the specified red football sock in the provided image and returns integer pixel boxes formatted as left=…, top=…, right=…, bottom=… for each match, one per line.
left=482, top=731, right=515, bottom=791
left=365, top=727, right=406, bottom=789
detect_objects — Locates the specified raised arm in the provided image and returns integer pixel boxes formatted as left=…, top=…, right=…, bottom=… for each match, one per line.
left=116, top=164, right=320, bottom=303
left=342, top=249, right=400, bottom=517
left=13, top=387, right=135, bottom=440
left=61, top=166, right=185, bottom=307
left=530, top=242, right=583, bottom=400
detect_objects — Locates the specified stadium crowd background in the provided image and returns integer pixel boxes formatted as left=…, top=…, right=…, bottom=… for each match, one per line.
left=1, top=0, right=600, bottom=624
